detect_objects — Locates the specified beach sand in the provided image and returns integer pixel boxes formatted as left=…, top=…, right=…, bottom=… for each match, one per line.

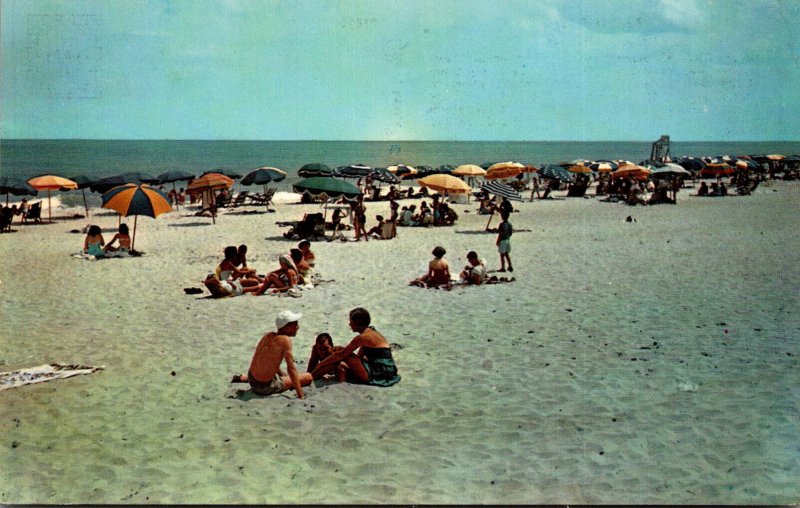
left=1, top=182, right=798, bottom=504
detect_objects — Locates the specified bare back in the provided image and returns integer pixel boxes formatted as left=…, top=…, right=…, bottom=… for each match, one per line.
left=427, top=258, right=450, bottom=285
left=248, top=332, right=291, bottom=381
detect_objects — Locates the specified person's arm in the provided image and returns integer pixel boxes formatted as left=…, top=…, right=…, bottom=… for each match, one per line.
left=84, top=236, right=90, bottom=252
left=283, top=347, right=304, bottom=399
left=307, top=346, right=320, bottom=373
left=311, top=337, right=361, bottom=379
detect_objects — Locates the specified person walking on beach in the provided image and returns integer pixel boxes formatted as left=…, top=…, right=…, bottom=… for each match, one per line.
left=311, top=308, right=400, bottom=387
left=231, top=310, right=313, bottom=398
left=496, top=211, right=513, bottom=272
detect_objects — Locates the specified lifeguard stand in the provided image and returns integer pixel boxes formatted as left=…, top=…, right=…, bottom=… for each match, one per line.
left=650, top=135, right=671, bottom=162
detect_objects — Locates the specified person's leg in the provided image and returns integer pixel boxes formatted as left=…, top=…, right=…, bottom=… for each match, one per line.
left=341, top=355, right=369, bottom=383
left=279, top=372, right=313, bottom=391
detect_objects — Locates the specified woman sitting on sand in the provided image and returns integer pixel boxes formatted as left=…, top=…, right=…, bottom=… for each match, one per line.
left=254, top=254, right=299, bottom=295
left=410, top=246, right=452, bottom=289
left=104, top=223, right=133, bottom=254
left=289, top=248, right=311, bottom=284
left=216, top=246, right=262, bottom=285
left=311, top=308, right=400, bottom=386
left=83, top=225, right=105, bottom=257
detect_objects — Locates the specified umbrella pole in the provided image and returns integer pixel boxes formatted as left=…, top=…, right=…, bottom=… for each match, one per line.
left=132, top=214, right=138, bottom=250
left=82, top=189, right=89, bottom=217
left=485, top=210, right=495, bottom=231
left=47, top=190, right=53, bottom=222
left=173, top=182, right=179, bottom=211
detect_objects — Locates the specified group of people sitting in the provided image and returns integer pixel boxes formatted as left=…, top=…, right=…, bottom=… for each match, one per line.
left=396, top=194, right=458, bottom=227
left=409, top=245, right=512, bottom=289
left=203, top=240, right=316, bottom=298
left=230, top=307, right=401, bottom=398
left=1, top=199, right=37, bottom=231
left=82, top=224, right=137, bottom=257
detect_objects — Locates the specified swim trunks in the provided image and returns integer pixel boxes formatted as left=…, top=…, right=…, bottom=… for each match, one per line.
left=498, top=239, right=511, bottom=254
left=248, top=371, right=284, bottom=396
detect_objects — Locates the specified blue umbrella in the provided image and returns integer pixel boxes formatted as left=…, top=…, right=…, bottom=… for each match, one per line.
left=335, top=164, right=373, bottom=178
left=538, top=164, right=574, bottom=183
left=101, top=183, right=172, bottom=250
left=90, top=172, right=160, bottom=193
left=241, top=167, right=288, bottom=196
left=480, top=180, right=523, bottom=201
left=0, top=176, right=38, bottom=205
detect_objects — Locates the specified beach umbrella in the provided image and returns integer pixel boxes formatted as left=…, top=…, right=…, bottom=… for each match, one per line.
left=436, top=164, right=455, bottom=174
left=480, top=180, right=523, bottom=202
left=66, top=174, right=98, bottom=217
left=588, top=161, right=617, bottom=172
left=417, top=174, right=472, bottom=195
left=293, top=176, right=362, bottom=202
left=646, top=163, right=691, bottom=177
left=90, top=172, right=160, bottom=193
left=298, top=163, right=333, bottom=178
left=370, top=168, right=401, bottom=184
left=387, top=164, right=418, bottom=178
left=734, top=159, right=761, bottom=171
left=486, top=161, right=525, bottom=180
left=612, top=164, right=651, bottom=180
left=27, top=175, right=78, bottom=222
left=0, top=176, right=38, bottom=205
left=202, top=168, right=242, bottom=179
left=241, top=166, right=287, bottom=196
left=522, top=165, right=539, bottom=173
left=538, top=164, right=574, bottom=183
left=186, top=172, right=234, bottom=224
left=156, top=170, right=195, bottom=211
left=566, top=164, right=593, bottom=174
left=700, top=163, right=734, bottom=178
left=675, top=157, right=706, bottom=172
left=335, top=164, right=373, bottom=178
left=452, top=164, right=487, bottom=177
left=101, top=183, right=172, bottom=250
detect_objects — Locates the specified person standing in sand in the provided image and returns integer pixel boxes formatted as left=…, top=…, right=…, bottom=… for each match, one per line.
left=311, top=308, right=400, bottom=387
left=231, top=310, right=312, bottom=398
left=496, top=211, right=513, bottom=272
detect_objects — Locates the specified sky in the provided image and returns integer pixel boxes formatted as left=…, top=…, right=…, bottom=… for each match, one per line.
left=1, top=0, right=798, bottom=141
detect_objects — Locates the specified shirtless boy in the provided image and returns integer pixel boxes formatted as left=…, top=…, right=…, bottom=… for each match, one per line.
left=231, top=310, right=312, bottom=398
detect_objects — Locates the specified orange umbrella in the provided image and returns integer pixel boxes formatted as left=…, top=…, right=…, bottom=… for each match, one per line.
left=101, top=184, right=172, bottom=250
left=27, top=175, right=78, bottom=222
left=486, top=161, right=525, bottom=180
left=522, top=165, right=539, bottom=173
left=417, top=174, right=472, bottom=194
left=611, top=164, right=651, bottom=180
left=186, top=172, right=233, bottom=224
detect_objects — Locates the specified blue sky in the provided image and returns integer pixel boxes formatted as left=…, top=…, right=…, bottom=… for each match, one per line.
left=2, top=0, right=798, bottom=141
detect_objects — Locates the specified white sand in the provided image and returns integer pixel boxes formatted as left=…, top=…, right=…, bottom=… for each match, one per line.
left=1, top=181, right=799, bottom=504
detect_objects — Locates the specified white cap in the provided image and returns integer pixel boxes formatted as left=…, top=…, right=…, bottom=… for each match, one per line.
left=275, top=310, right=302, bottom=330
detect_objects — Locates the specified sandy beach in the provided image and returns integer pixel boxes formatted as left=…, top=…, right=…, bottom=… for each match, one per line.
left=1, top=181, right=798, bottom=504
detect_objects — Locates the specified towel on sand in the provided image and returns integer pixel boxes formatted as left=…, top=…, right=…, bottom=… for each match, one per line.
left=0, top=363, right=104, bottom=391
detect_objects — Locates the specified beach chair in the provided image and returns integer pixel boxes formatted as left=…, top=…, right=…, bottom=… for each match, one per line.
left=227, top=191, right=249, bottom=208
left=246, top=188, right=275, bottom=206
left=379, top=221, right=395, bottom=239
left=24, top=202, right=42, bottom=223
left=282, top=213, right=325, bottom=240
left=215, top=192, right=233, bottom=208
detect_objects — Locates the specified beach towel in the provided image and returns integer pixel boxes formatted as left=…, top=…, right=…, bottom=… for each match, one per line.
left=0, top=363, right=105, bottom=391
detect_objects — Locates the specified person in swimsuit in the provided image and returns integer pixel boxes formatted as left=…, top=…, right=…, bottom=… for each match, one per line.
left=230, top=310, right=313, bottom=398
left=289, top=248, right=311, bottom=284
left=83, top=225, right=105, bottom=257
left=297, top=239, right=315, bottom=268
left=311, top=308, right=400, bottom=386
left=104, top=223, right=133, bottom=253
left=254, top=254, right=298, bottom=295
left=306, top=333, right=346, bottom=379
left=410, top=245, right=452, bottom=288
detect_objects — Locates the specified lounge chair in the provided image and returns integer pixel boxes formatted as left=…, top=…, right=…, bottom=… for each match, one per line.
left=247, top=188, right=275, bottom=206
left=216, top=192, right=234, bottom=208
left=226, top=191, right=249, bottom=208
left=23, top=202, right=42, bottom=223
left=282, top=212, right=325, bottom=240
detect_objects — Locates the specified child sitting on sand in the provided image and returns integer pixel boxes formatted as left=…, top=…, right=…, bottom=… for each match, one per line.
left=410, top=246, right=452, bottom=289
left=104, top=223, right=133, bottom=254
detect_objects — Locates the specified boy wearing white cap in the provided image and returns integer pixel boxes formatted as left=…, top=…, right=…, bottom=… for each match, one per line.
left=232, top=310, right=312, bottom=398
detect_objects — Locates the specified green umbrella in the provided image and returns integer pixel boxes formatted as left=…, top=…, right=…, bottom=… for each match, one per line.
left=292, top=177, right=362, bottom=201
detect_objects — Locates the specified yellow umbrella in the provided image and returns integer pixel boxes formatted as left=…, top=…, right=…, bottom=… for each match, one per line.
left=417, top=174, right=472, bottom=194
left=486, top=161, right=525, bottom=180
left=27, top=175, right=78, bottom=222
left=452, top=164, right=487, bottom=177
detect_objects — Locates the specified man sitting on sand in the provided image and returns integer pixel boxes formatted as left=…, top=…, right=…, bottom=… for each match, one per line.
left=459, top=251, right=487, bottom=285
left=230, top=310, right=312, bottom=398
left=311, top=308, right=400, bottom=387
